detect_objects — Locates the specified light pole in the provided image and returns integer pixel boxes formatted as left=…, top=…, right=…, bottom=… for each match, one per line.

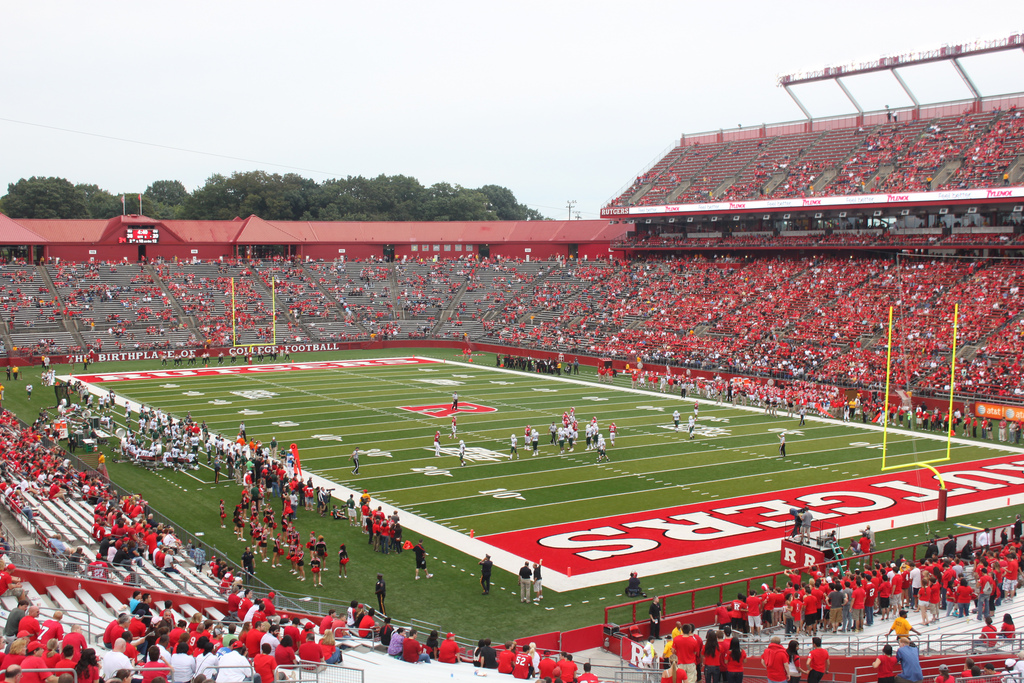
left=566, top=200, right=577, bottom=220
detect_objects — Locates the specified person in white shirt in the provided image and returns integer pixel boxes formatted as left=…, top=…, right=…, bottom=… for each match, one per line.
left=509, top=434, right=518, bottom=460
left=169, top=643, right=196, bottom=683
left=260, top=624, right=282, bottom=655
left=101, top=639, right=133, bottom=680
left=216, top=644, right=252, bottom=682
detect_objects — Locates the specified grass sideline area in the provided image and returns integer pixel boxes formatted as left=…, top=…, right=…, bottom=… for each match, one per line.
left=2, top=346, right=1022, bottom=642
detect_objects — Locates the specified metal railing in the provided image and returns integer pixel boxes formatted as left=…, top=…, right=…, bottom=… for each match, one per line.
left=278, top=663, right=364, bottom=683
left=605, top=521, right=1017, bottom=637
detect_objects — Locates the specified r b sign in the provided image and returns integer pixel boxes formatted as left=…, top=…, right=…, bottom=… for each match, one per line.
left=780, top=538, right=826, bottom=569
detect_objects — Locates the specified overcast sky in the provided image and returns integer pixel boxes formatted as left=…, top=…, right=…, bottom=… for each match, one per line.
left=2, top=2, right=1023, bottom=218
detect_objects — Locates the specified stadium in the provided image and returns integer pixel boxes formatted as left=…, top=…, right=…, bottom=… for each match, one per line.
left=2, top=21, right=1024, bottom=683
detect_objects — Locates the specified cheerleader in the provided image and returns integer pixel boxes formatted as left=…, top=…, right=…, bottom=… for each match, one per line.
left=310, top=554, right=322, bottom=587
left=338, top=543, right=349, bottom=579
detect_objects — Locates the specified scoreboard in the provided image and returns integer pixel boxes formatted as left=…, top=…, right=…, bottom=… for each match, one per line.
left=124, top=228, right=159, bottom=244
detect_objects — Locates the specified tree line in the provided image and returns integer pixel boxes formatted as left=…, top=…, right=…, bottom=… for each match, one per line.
left=0, top=172, right=548, bottom=222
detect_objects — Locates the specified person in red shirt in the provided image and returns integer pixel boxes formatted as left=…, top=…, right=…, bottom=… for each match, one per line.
left=296, top=632, right=323, bottom=666
left=722, top=638, right=746, bottom=681
left=761, top=636, right=789, bottom=683
left=274, top=635, right=297, bottom=667
left=511, top=644, right=531, bottom=679
left=788, top=594, right=803, bottom=636
left=872, top=643, right=897, bottom=683
left=577, top=662, right=600, bottom=683
left=61, top=625, right=88, bottom=660
left=497, top=643, right=515, bottom=674
left=537, top=651, right=557, bottom=680
left=802, top=589, right=819, bottom=636
left=102, top=615, right=129, bottom=649
left=19, top=605, right=42, bottom=640
left=714, top=603, right=731, bottom=627
left=672, top=624, right=701, bottom=682
left=20, top=641, right=52, bottom=683
left=438, top=633, right=460, bottom=664
left=746, top=590, right=763, bottom=637
left=878, top=577, right=893, bottom=620
left=1002, top=614, right=1016, bottom=639
left=358, top=609, right=376, bottom=640
left=245, top=624, right=266, bottom=658
left=253, top=643, right=277, bottom=683
left=851, top=584, right=867, bottom=632
left=979, top=616, right=998, bottom=646
left=402, top=630, right=427, bottom=663
left=556, top=653, right=577, bottom=683
left=954, top=578, right=975, bottom=618
left=807, top=637, right=829, bottom=683
left=140, top=646, right=170, bottom=683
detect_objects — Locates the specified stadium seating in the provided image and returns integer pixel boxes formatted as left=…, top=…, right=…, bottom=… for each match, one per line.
left=609, top=108, right=1024, bottom=206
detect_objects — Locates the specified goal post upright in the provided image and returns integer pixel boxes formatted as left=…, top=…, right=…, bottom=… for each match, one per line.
left=231, top=277, right=237, bottom=347
left=878, top=300, right=958, bottom=522
left=945, top=302, right=959, bottom=460
left=881, top=305, right=894, bottom=467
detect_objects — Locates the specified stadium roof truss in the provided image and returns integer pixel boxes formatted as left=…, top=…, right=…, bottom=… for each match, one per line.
left=778, top=33, right=1024, bottom=120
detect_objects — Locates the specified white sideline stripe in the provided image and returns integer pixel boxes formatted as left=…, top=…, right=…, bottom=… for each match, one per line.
left=59, top=355, right=1019, bottom=593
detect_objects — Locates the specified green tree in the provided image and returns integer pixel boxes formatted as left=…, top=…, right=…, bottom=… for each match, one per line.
left=0, top=176, right=89, bottom=219
left=145, top=180, right=188, bottom=207
left=477, top=184, right=547, bottom=220
left=422, top=183, right=493, bottom=221
left=76, top=184, right=123, bottom=219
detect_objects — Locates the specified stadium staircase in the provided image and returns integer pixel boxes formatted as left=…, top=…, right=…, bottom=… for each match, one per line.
left=664, top=145, right=733, bottom=203
left=37, top=264, right=87, bottom=351
left=296, top=262, right=372, bottom=336
left=430, top=277, right=472, bottom=335
left=145, top=263, right=200, bottom=333
left=0, top=316, right=13, bottom=354
left=626, top=146, right=690, bottom=205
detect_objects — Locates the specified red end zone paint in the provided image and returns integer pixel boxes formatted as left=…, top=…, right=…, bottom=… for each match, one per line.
left=72, top=357, right=438, bottom=383
left=398, top=403, right=497, bottom=418
left=480, top=453, right=1024, bottom=576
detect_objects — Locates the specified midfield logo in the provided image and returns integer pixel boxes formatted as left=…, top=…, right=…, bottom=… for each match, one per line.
left=398, top=402, right=497, bottom=418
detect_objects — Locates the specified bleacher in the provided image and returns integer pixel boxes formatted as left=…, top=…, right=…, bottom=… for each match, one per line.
left=609, top=108, right=1024, bottom=207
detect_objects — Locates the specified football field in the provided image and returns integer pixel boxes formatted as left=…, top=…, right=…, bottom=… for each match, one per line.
left=73, top=355, right=1024, bottom=592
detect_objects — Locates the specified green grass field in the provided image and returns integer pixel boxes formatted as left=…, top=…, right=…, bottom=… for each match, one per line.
left=4, top=348, right=1022, bottom=642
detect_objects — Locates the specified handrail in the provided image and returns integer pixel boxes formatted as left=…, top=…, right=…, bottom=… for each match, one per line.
left=604, top=521, right=1016, bottom=628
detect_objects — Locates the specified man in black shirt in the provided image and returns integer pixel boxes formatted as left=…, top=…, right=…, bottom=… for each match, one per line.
left=941, top=534, right=957, bottom=558
left=375, top=573, right=387, bottom=614
left=649, top=597, right=662, bottom=638
left=519, top=562, right=533, bottom=603
left=477, top=638, right=498, bottom=669
left=241, top=547, right=255, bottom=576
left=413, top=540, right=432, bottom=580
left=479, top=555, right=492, bottom=595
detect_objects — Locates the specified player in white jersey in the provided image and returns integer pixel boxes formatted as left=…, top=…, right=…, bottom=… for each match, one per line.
left=596, top=434, right=608, bottom=463
left=531, top=428, right=539, bottom=454
left=673, top=410, right=681, bottom=431
left=585, top=423, right=593, bottom=450
left=609, top=422, right=617, bottom=446
left=510, top=433, right=518, bottom=459
left=557, top=426, right=566, bottom=453
left=687, top=415, right=696, bottom=440
left=434, top=430, right=441, bottom=457
left=458, top=440, right=466, bottom=467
